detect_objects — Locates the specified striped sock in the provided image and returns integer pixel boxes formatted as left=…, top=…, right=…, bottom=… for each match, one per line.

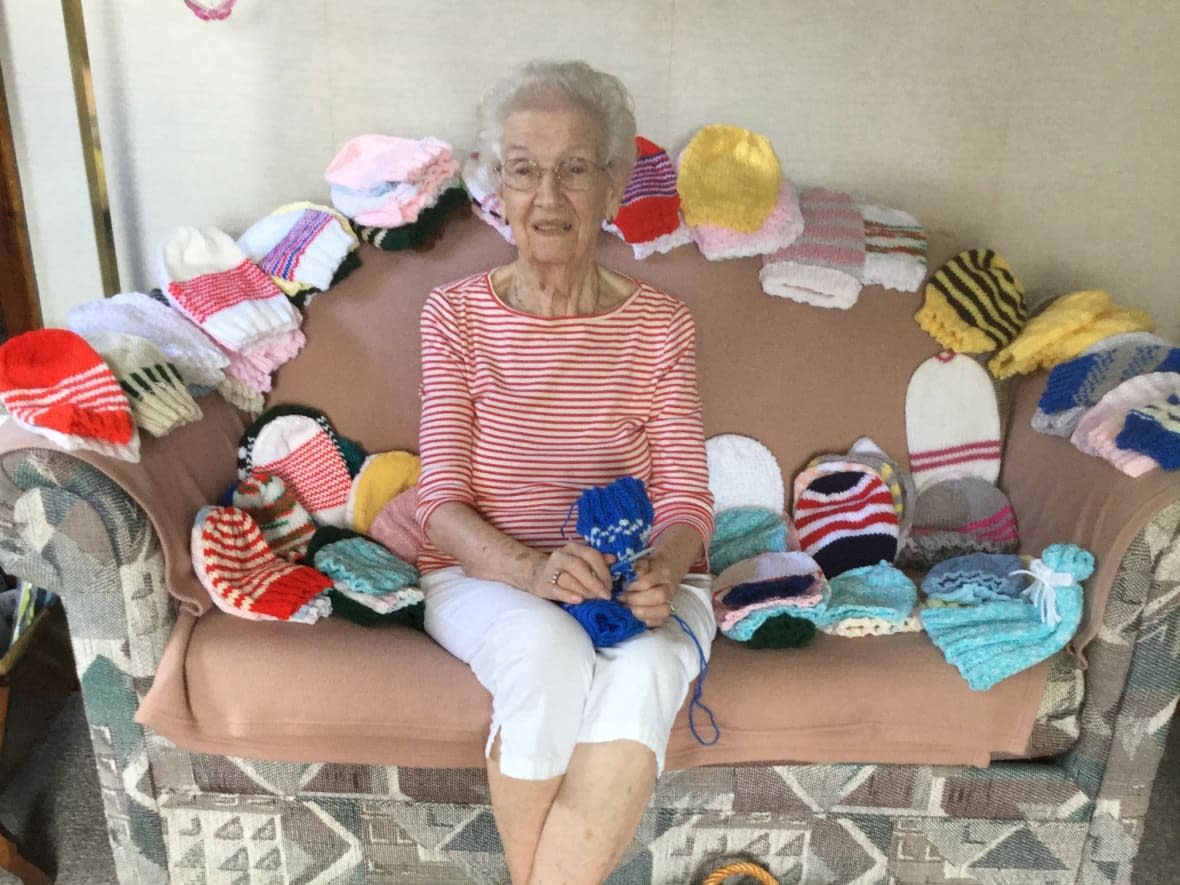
left=792, top=468, right=899, bottom=578
left=192, top=506, right=332, bottom=620
left=232, top=470, right=317, bottom=561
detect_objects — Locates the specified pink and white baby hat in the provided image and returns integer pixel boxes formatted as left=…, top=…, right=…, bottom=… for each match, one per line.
left=155, top=226, right=301, bottom=352
left=905, top=352, right=1002, bottom=491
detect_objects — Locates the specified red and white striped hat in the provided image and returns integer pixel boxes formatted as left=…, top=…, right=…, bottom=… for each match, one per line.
left=0, top=328, right=140, bottom=461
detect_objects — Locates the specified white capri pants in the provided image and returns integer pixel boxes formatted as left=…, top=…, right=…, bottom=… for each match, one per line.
left=420, top=567, right=715, bottom=781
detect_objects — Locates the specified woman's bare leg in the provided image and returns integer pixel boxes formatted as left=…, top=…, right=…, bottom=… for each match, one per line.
left=487, top=735, right=563, bottom=884
left=526, top=739, right=657, bottom=885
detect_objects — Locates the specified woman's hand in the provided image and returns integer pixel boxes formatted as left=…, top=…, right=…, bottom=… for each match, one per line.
left=528, top=543, right=614, bottom=605
left=620, top=555, right=681, bottom=628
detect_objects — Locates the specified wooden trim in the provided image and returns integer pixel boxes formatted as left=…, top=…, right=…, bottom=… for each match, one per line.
left=0, top=63, right=42, bottom=339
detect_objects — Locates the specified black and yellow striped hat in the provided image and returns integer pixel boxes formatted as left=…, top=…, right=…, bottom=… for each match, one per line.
left=915, top=249, right=1027, bottom=353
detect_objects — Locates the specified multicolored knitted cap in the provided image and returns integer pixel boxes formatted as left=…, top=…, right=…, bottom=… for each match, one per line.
left=611, top=136, right=682, bottom=244
left=915, top=249, right=1026, bottom=353
left=677, top=124, right=782, bottom=233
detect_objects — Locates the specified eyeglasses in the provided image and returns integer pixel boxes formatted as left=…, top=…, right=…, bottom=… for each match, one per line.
left=496, top=157, right=610, bottom=192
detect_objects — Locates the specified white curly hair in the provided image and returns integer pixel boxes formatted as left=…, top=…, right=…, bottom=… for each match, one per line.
left=472, top=60, right=637, bottom=189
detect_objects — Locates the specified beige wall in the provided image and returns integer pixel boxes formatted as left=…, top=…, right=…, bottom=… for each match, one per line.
left=3, top=0, right=1178, bottom=337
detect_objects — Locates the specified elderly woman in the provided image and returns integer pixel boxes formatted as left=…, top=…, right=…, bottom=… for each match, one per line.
left=416, top=60, right=715, bottom=885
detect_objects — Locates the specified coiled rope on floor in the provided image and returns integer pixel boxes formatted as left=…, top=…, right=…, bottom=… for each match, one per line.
left=701, top=859, right=779, bottom=885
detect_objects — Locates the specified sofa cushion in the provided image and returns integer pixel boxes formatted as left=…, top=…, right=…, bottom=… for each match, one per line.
left=136, top=608, right=1048, bottom=768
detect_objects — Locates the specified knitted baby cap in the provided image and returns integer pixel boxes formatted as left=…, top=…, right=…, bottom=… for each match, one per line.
left=1117, top=393, right=1180, bottom=470
left=808, top=437, right=917, bottom=543
left=237, top=405, right=364, bottom=527
left=232, top=470, right=317, bottom=561
left=677, top=124, right=782, bottom=233
left=611, top=136, right=682, bottom=245
left=236, top=202, right=358, bottom=296
left=792, top=464, right=898, bottom=578
left=0, top=329, right=140, bottom=462
left=191, top=505, right=332, bottom=620
left=857, top=203, right=928, bottom=293
left=896, top=476, right=1019, bottom=569
left=705, top=433, right=784, bottom=515
left=692, top=179, right=804, bottom=262
left=461, top=151, right=515, bottom=245
left=759, top=187, right=865, bottom=309
left=708, top=507, right=792, bottom=576
left=1033, top=335, right=1180, bottom=437
left=156, top=226, right=302, bottom=351
left=80, top=332, right=202, bottom=437
left=988, top=290, right=1155, bottom=380
left=368, top=487, right=427, bottom=565
left=346, top=450, right=421, bottom=534
left=712, top=551, right=827, bottom=639
left=1071, top=372, right=1180, bottom=477
left=66, top=290, right=229, bottom=390
left=916, top=249, right=1026, bottom=353
left=306, top=526, right=420, bottom=597
left=905, top=352, right=1002, bottom=491
left=922, top=552, right=1026, bottom=605
left=325, top=134, right=459, bottom=227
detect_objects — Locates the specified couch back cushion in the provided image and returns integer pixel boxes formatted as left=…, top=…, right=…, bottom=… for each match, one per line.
left=269, top=210, right=956, bottom=477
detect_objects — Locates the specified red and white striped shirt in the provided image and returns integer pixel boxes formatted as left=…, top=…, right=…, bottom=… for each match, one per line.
left=416, top=271, right=714, bottom=574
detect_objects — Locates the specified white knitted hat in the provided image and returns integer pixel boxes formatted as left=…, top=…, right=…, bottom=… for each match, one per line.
left=706, top=433, right=785, bottom=514
left=905, top=352, right=1002, bottom=491
left=66, top=291, right=229, bottom=391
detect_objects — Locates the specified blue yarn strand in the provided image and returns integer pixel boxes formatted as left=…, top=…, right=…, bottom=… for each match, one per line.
left=671, top=612, right=719, bottom=746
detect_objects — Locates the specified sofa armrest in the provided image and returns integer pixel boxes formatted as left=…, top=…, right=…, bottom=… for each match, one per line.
left=1000, top=371, right=1180, bottom=656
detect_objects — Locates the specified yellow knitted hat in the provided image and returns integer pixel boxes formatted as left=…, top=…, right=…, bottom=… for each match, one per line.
left=346, top=450, right=421, bottom=533
left=988, top=290, right=1155, bottom=379
left=915, top=249, right=1027, bottom=353
left=677, top=125, right=782, bottom=233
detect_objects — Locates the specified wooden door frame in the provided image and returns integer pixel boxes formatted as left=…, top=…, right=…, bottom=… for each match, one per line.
left=0, top=62, right=42, bottom=340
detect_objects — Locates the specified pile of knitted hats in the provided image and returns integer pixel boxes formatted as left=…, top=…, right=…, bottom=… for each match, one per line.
left=704, top=433, right=923, bottom=645
left=326, top=134, right=469, bottom=252
left=60, top=201, right=361, bottom=420
left=917, top=249, right=1175, bottom=474
left=461, top=125, right=928, bottom=304
left=192, top=404, right=427, bottom=625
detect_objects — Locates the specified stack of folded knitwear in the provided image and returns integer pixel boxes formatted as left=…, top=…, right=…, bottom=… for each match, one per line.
left=192, top=404, right=428, bottom=627
left=1033, top=332, right=1180, bottom=474
left=327, top=134, right=467, bottom=252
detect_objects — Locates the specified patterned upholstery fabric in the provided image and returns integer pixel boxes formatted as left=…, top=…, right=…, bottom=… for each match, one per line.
left=0, top=445, right=1177, bottom=884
